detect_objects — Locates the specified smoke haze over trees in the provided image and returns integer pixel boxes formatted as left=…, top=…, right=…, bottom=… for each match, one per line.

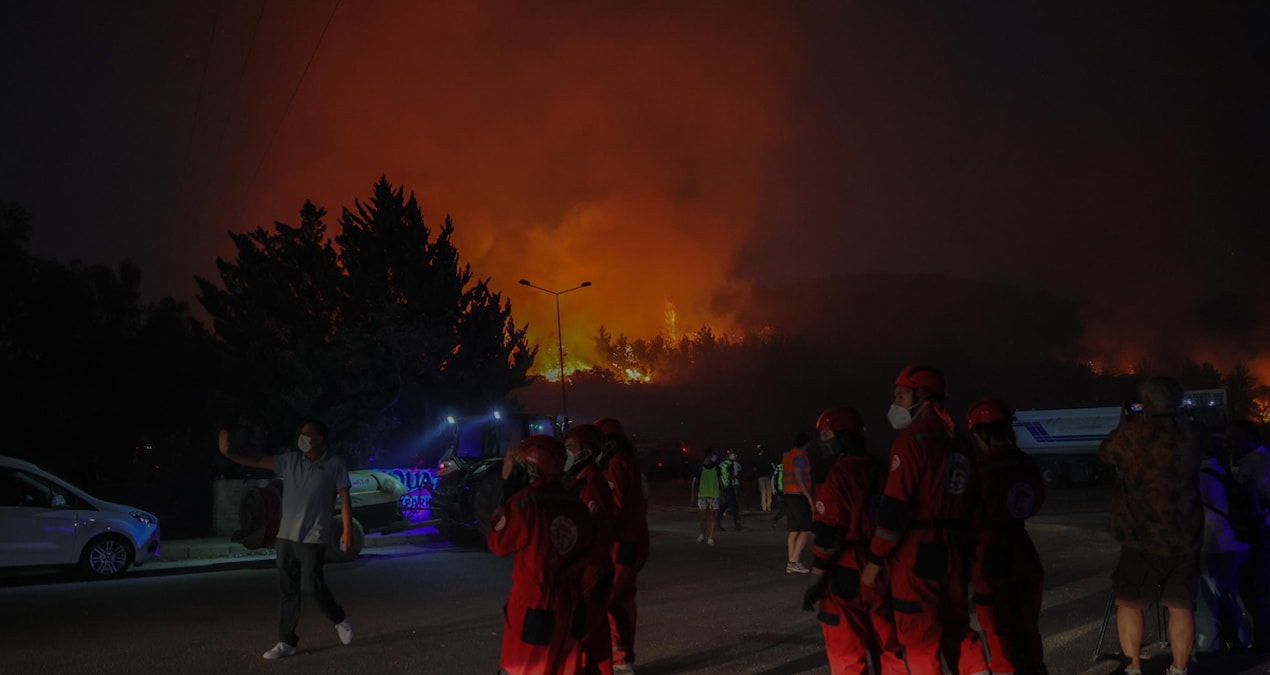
left=2, top=174, right=1268, bottom=532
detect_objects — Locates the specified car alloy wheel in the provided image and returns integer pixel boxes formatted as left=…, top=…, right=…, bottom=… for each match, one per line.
left=83, top=536, right=133, bottom=578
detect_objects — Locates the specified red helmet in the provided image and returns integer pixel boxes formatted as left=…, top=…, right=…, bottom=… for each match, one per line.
left=967, top=398, right=1013, bottom=431
left=594, top=417, right=625, bottom=436
left=895, top=364, right=945, bottom=400
left=815, top=406, right=865, bottom=435
left=518, top=434, right=566, bottom=480
left=565, top=423, right=602, bottom=450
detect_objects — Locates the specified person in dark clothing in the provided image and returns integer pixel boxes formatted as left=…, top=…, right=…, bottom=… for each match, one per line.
left=755, top=445, right=776, bottom=512
left=716, top=450, right=745, bottom=531
left=1228, top=420, right=1270, bottom=651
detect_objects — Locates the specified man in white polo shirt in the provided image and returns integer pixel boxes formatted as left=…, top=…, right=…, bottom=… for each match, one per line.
left=219, top=420, right=354, bottom=660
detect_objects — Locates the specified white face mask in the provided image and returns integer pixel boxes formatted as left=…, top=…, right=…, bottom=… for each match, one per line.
left=887, top=404, right=914, bottom=430
left=297, top=435, right=313, bottom=453
left=564, top=451, right=578, bottom=473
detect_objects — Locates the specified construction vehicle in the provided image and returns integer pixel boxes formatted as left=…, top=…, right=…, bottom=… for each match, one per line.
left=429, top=412, right=559, bottom=544
left=1013, top=388, right=1227, bottom=487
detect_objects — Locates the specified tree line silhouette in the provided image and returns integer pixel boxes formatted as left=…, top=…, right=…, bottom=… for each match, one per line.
left=2, top=177, right=1266, bottom=534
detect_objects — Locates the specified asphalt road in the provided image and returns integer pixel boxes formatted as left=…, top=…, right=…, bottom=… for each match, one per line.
left=2, top=481, right=1269, bottom=675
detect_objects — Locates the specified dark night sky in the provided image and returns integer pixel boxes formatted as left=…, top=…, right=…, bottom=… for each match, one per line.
left=2, top=1, right=1267, bottom=376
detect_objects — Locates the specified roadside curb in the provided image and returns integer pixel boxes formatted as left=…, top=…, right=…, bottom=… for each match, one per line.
left=156, top=526, right=443, bottom=563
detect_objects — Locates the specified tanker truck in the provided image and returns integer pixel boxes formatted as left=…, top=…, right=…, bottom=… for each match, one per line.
left=1012, top=388, right=1227, bottom=487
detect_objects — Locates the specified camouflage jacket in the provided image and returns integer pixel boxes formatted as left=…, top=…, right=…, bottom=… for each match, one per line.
left=1098, top=415, right=1204, bottom=556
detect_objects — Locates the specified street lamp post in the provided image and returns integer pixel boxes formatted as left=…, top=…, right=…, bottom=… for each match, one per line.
left=518, top=279, right=592, bottom=419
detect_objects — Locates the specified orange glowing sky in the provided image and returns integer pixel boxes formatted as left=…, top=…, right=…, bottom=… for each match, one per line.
left=3, top=1, right=1268, bottom=378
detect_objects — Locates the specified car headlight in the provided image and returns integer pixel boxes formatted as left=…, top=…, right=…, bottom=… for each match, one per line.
left=130, top=511, right=157, bottom=525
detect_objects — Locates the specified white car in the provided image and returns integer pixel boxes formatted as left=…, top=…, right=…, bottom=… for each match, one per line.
left=0, top=456, right=160, bottom=578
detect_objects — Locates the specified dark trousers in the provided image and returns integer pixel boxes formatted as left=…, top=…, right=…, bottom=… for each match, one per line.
left=716, top=485, right=740, bottom=526
left=277, top=538, right=345, bottom=646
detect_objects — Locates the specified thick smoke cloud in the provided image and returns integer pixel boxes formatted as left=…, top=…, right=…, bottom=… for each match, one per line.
left=2, top=1, right=1266, bottom=381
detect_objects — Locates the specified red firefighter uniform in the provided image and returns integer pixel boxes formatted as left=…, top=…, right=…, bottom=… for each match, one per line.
left=489, top=481, right=597, bottom=675
left=571, top=460, right=617, bottom=675
left=598, top=420, right=650, bottom=670
left=867, top=412, right=988, bottom=675
left=973, top=445, right=1046, bottom=675
left=812, top=453, right=906, bottom=675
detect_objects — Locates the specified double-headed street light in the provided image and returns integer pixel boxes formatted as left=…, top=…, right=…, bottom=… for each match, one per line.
left=518, top=279, right=592, bottom=419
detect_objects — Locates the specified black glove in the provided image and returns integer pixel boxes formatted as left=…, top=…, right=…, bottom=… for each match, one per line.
left=801, top=579, right=823, bottom=612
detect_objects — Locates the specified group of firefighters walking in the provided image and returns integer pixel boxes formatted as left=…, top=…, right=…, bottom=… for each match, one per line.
left=489, top=417, right=648, bottom=675
left=799, top=364, right=1047, bottom=675
left=486, top=363, right=1047, bottom=675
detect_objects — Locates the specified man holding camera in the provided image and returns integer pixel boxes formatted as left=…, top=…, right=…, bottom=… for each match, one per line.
left=1098, top=376, right=1204, bottom=675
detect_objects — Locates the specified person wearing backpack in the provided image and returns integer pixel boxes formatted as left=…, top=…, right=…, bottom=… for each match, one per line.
left=1195, top=439, right=1252, bottom=656
left=1228, top=420, right=1270, bottom=651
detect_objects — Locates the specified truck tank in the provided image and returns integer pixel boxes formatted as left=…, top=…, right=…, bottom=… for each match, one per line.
left=1012, top=388, right=1227, bottom=486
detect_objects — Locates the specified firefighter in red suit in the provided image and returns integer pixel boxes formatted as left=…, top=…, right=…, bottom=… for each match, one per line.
left=595, top=417, right=649, bottom=675
left=489, top=434, right=596, bottom=675
left=565, top=423, right=618, bottom=675
left=802, top=406, right=907, bottom=675
left=860, top=365, right=989, bottom=675
left=966, top=399, right=1048, bottom=675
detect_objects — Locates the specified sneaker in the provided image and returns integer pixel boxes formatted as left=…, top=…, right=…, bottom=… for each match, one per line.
left=263, top=641, right=297, bottom=660
left=613, top=664, right=636, bottom=675
left=786, top=561, right=810, bottom=574
left=1165, top=668, right=1186, bottom=675
left=696, top=534, right=705, bottom=544
left=706, top=538, right=715, bottom=546
left=734, top=522, right=746, bottom=530
left=336, top=619, right=353, bottom=645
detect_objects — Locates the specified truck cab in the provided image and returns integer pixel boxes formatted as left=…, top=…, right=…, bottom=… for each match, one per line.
left=429, top=413, right=559, bottom=543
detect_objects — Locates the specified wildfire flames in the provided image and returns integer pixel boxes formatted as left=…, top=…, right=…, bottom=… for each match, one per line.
left=143, top=2, right=1264, bottom=422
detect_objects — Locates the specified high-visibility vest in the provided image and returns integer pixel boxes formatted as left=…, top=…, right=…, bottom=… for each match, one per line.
left=720, top=459, right=740, bottom=487
left=782, top=447, right=809, bottom=494
left=697, top=464, right=721, bottom=499
left=773, top=463, right=784, bottom=493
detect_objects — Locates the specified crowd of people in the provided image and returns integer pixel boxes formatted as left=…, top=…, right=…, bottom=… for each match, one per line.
left=688, top=368, right=1270, bottom=675
left=682, top=365, right=1047, bottom=674
left=217, top=366, right=1270, bottom=675
left=487, top=418, right=650, bottom=675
